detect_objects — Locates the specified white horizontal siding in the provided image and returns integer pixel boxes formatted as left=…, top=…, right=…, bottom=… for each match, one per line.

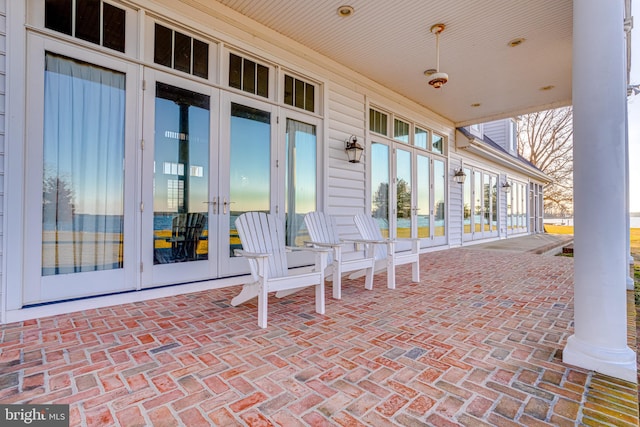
left=448, top=153, right=464, bottom=247
left=482, top=120, right=508, bottom=150
left=325, top=84, right=366, bottom=239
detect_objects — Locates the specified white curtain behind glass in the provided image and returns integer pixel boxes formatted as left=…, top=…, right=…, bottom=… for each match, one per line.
left=42, top=53, right=126, bottom=275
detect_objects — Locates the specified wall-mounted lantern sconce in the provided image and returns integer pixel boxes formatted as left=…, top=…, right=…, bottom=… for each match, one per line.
left=453, top=168, right=466, bottom=184
left=502, top=181, right=512, bottom=192
left=345, top=135, right=364, bottom=163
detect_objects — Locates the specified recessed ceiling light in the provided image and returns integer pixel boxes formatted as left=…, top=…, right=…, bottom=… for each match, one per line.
left=471, top=103, right=481, bottom=107
left=540, top=85, right=555, bottom=91
left=508, top=38, right=526, bottom=47
left=337, top=5, right=354, bottom=17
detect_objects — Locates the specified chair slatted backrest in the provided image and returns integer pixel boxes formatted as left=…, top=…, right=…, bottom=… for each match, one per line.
left=354, top=214, right=388, bottom=260
left=304, top=212, right=340, bottom=264
left=171, top=212, right=207, bottom=259
left=235, top=212, right=288, bottom=279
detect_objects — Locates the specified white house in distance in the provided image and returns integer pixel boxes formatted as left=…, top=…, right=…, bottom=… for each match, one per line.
left=1, top=1, right=636, bottom=381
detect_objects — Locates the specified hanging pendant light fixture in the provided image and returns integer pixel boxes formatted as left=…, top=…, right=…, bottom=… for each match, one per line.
left=425, top=23, right=448, bottom=89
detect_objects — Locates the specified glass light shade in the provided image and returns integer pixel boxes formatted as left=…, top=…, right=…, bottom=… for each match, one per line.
left=453, top=168, right=466, bottom=184
left=346, top=137, right=364, bottom=163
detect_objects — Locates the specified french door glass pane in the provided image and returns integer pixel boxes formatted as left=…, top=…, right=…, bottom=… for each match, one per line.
left=474, top=172, right=482, bottom=232
left=463, top=167, right=472, bottom=234
left=433, top=159, right=445, bottom=237
left=229, top=103, right=271, bottom=256
left=285, top=119, right=316, bottom=246
left=396, top=149, right=412, bottom=237
left=42, top=53, right=125, bottom=276
left=490, top=175, right=498, bottom=231
left=416, top=155, right=430, bottom=238
left=153, top=83, right=210, bottom=264
left=371, top=143, right=390, bottom=238
left=483, top=174, right=491, bottom=231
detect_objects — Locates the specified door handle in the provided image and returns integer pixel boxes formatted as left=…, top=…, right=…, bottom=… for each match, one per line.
left=223, top=198, right=228, bottom=215
left=203, top=198, right=218, bottom=214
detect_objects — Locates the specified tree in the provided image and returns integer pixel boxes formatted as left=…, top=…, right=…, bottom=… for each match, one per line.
left=396, top=179, right=411, bottom=219
left=43, top=174, right=75, bottom=229
left=517, top=106, right=573, bottom=216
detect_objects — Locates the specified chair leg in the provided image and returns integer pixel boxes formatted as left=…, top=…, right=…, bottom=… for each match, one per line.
left=332, top=262, right=342, bottom=300
left=412, top=259, right=420, bottom=282
left=364, top=266, right=374, bottom=290
left=315, top=281, right=325, bottom=315
left=257, top=283, right=268, bottom=328
left=387, top=256, right=396, bottom=289
left=231, top=282, right=259, bottom=306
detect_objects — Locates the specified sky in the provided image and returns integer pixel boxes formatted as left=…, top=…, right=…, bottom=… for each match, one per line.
left=630, top=3, right=640, bottom=212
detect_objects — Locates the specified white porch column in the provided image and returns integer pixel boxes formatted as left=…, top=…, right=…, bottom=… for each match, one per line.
left=563, top=0, right=637, bottom=382
left=626, top=104, right=634, bottom=291
left=625, top=14, right=635, bottom=290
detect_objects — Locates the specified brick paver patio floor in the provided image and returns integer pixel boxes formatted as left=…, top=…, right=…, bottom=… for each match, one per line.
left=0, top=247, right=637, bottom=426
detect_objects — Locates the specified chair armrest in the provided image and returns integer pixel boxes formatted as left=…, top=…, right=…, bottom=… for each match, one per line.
left=356, top=238, right=392, bottom=245
left=233, top=249, right=270, bottom=258
left=286, top=246, right=330, bottom=253
left=340, top=238, right=377, bottom=245
left=303, top=241, right=340, bottom=249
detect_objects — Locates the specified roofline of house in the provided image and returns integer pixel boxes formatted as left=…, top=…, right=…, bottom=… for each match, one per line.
left=455, top=129, right=551, bottom=184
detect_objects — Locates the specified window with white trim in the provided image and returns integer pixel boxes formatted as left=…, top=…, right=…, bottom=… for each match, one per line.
left=283, top=74, right=316, bottom=113
left=229, top=53, right=269, bottom=98
left=154, top=23, right=209, bottom=79
left=44, top=0, right=126, bottom=53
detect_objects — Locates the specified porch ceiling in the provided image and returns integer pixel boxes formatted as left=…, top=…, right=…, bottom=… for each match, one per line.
left=196, top=0, right=573, bottom=126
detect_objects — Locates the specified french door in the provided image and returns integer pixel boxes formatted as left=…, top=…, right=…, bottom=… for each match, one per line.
left=395, top=147, right=447, bottom=248
left=219, top=97, right=320, bottom=275
left=142, top=85, right=318, bottom=284
left=218, top=93, right=278, bottom=276
left=24, top=37, right=138, bottom=304
left=141, top=69, right=220, bottom=287
left=371, top=141, right=447, bottom=249
left=464, top=169, right=499, bottom=241
left=23, top=48, right=320, bottom=303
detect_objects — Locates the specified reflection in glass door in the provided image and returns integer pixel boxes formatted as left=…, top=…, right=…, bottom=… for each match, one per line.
left=466, top=169, right=499, bottom=240
left=153, top=83, right=210, bottom=265
left=141, top=69, right=217, bottom=288
left=372, top=143, right=447, bottom=247
left=490, top=175, right=498, bottom=233
left=433, top=159, right=446, bottom=241
left=228, top=103, right=271, bottom=257
left=285, top=118, right=317, bottom=247
left=474, top=172, right=483, bottom=234
left=463, top=167, right=472, bottom=240
left=371, top=142, right=390, bottom=237
left=416, top=154, right=430, bottom=240
left=396, top=149, right=412, bottom=238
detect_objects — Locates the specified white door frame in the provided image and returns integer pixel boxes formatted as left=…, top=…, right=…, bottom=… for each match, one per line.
left=141, top=68, right=220, bottom=288
left=22, top=35, right=139, bottom=305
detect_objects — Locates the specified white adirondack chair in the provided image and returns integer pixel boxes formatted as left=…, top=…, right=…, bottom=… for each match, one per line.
left=231, top=212, right=328, bottom=328
left=304, top=212, right=376, bottom=299
left=353, top=214, right=420, bottom=289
